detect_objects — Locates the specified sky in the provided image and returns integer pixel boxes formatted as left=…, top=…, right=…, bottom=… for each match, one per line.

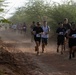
left=2, top=0, right=62, bottom=18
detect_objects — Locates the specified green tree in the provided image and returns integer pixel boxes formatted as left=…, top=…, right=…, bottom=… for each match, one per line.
left=0, top=0, right=11, bottom=23
left=10, top=0, right=50, bottom=24
left=0, top=0, right=4, bottom=12
left=10, top=0, right=76, bottom=29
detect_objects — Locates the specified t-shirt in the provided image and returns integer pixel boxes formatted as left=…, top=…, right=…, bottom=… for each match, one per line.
left=69, top=29, right=76, bottom=43
left=56, top=27, right=66, bottom=37
left=69, top=29, right=76, bottom=38
left=30, top=25, right=36, bottom=31
left=41, top=25, right=50, bottom=38
left=63, top=23, right=71, bottom=30
left=33, top=26, right=43, bottom=37
left=23, top=25, right=26, bottom=29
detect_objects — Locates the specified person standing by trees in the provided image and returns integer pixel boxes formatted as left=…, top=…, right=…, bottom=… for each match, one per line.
left=41, top=21, right=50, bottom=53
left=32, top=22, right=43, bottom=55
left=30, top=21, right=36, bottom=42
left=56, top=22, right=66, bottom=54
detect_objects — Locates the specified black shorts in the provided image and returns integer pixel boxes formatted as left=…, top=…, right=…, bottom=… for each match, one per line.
left=42, top=38, right=48, bottom=45
left=69, top=38, right=76, bottom=48
left=57, top=36, right=65, bottom=45
left=34, top=36, right=41, bottom=44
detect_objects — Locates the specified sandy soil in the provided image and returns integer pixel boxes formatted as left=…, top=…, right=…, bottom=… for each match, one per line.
left=0, top=28, right=76, bottom=75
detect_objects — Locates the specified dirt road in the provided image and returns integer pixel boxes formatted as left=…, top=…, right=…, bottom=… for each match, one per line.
left=0, top=29, right=76, bottom=75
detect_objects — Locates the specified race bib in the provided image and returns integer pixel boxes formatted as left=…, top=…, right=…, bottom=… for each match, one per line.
left=59, top=32, right=64, bottom=35
left=23, top=27, right=26, bottom=29
left=36, top=34, right=40, bottom=37
left=72, top=34, right=76, bottom=38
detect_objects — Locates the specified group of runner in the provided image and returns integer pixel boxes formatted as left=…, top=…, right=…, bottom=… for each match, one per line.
left=30, top=21, right=50, bottom=55
left=56, top=18, right=76, bottom=59
left=9, top=18, right=76, bottom=59
left=30, top=18, right=76, bottom=59
left=10, top=22, right=27, bottom=34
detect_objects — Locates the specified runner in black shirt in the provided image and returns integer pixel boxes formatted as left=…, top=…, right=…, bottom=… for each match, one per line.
left=67, top=23, right=76, bottom=59
left=63, top=18, right=71, bottom=51
left=33, top=22, right=43, bottom=55
left=56, top=22, right=66, bottom=54
left=63, top=18, right=71, bottom=30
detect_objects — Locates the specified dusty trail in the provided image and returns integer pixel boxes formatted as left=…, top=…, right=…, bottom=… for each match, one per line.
left=0, top=29, right=76, bottom=75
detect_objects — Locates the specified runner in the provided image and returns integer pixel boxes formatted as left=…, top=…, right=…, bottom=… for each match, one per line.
left=33, top=22, right=43, bottom=55
left=19, top=23, right=23, bottom=34
left=56, top=22, right=66, bottom=54
left=63, top=18, right=71, bottom=51
left=67, top=23, right=76, bottom=59
left=41, top=21, right=50, bottom=53
left=11, top=24, right=17, bottom=32
left=30, top=21, right=36, bottom=42
left=63, top=18, right=71, bottom=30
left=22, top=22, right=27, bottom=37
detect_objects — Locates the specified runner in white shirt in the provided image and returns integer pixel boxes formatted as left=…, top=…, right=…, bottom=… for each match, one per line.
left=41, top=21, right=50, bottom=53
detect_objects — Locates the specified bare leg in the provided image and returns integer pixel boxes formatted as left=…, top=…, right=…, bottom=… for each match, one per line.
left=72, top=46, right=76, bottom=58
left=35, top=41, right=40, bottom=55
left=61, top=45, right=64, bottom=54
left=69, top=48, right=72, bottom=59
left=42, top=43, right=45, bottom=53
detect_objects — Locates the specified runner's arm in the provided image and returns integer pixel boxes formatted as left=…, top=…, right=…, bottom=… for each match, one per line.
left=45, top=26, right=50, bottom=34
left=67, top=29, right=73, bottom=38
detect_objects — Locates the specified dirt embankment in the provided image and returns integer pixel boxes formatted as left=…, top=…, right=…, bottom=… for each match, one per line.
left=0, top=39, right=43, bottom=75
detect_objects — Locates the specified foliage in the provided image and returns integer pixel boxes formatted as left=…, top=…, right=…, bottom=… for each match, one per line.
left=0, top=18, right=11, bottom=23
left=10, top=0, right=49, bottom=24
left=0, top=0, right=5, bottom=12
left=0, top=0, right=10, bottom=24
left=9, top=0, right=76, bottom=30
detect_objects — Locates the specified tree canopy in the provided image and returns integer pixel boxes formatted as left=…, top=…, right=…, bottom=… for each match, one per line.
left=0, top=0, right=11, bottom=23
left=9, top=0, right=76, bottom=30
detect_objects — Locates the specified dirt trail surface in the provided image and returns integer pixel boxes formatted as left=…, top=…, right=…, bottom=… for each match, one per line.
left=0, top=28, right=76, bottom=75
